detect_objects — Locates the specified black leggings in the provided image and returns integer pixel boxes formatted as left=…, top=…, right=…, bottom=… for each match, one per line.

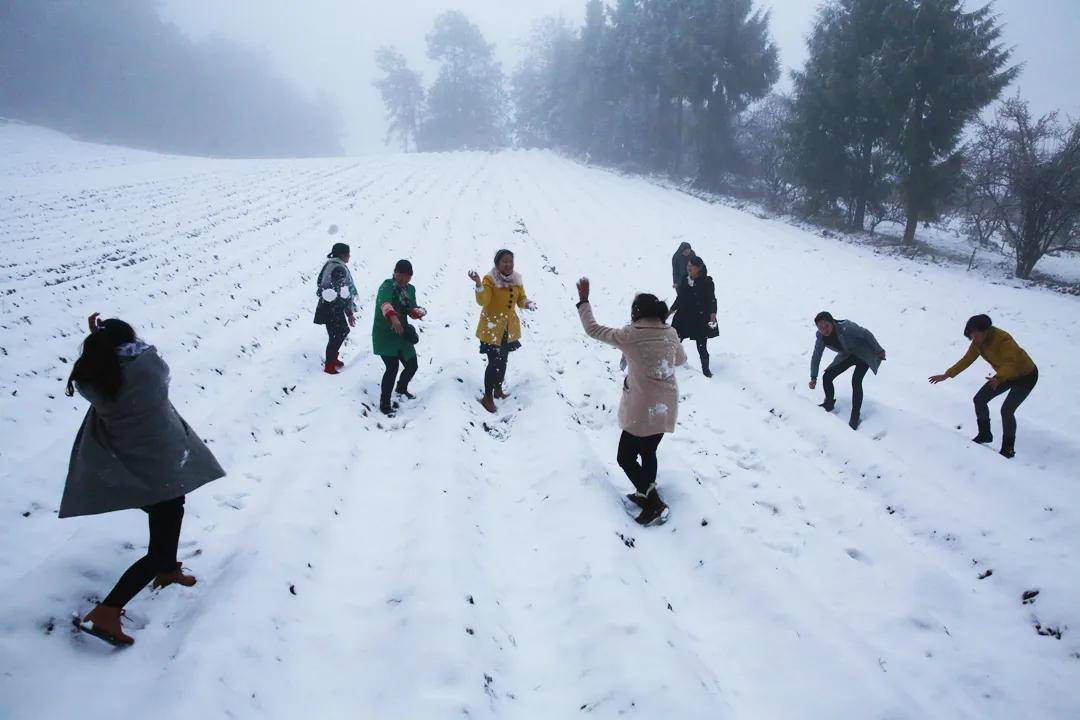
left=484, top=345, right=510, bottom=396
left=823, top=355, right=869, bottom=415
left=381, top=354, right=418, bottom=403
left=103, top=496, right=185, bottom=609
left=694, top=337, right=709, bottom=370
left=325, top=318, right=349, bottom=363
left=974, top=367, right=1038, bottom=445
left=617, top=431, right=664, bottom=495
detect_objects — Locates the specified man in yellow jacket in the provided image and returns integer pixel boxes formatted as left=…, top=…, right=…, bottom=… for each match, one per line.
left=929, top=314, right=1038, bottom=458
left=468, top=249, right=536, bottom=413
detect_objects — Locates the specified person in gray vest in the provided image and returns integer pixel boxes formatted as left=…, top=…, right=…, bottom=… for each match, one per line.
left=314, top=242, right=358, bottom=375
left=809, top=311, right=886, bottom=430
left=63, top=314, right=225, bottom=646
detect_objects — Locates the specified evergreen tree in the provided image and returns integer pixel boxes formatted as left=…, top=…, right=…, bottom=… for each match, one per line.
left=419, top=11, right=508, bottom=151
left=372, top=46, right=424, bottom=152
left=891, top=0, right=1018, bottom=243
left=511, top=18, right=579, bottom=149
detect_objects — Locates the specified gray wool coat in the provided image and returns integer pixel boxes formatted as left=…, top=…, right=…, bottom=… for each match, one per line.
left=60, top=347, right=225, bottom=518
left=810, top=320, right=886, bottom=379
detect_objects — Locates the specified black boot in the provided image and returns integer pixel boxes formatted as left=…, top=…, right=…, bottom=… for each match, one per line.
left=635, top=490, right=669, bottom=526
left=395, top=384, right=416, bottom=400
left=849, top=410, right=860, bottom=431
left=626, top=492, right=647, bottom=509
left=819, top=399, right=836, bottom=412
left=972, top=420, right=993, bottom=444
left=1000, top=437, right=1015, bottom=459
left=379, top=400, right=398, bottom=416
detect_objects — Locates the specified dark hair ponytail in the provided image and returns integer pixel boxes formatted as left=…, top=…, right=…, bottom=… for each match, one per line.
left=66, top=319, right=136, bottom=398
left=631, top=293, right=669, bottom=322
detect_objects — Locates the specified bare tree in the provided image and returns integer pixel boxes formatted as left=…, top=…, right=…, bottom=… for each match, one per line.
left=970, top=99, right=1080, bottom=279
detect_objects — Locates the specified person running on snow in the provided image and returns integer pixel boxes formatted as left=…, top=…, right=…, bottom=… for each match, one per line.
left=809, top=311, right=886, bottom=431
left=373, top=259, right=426, bottom=416
left=929, top=314, right=1038, bottom=459
left=669, top=256, right=717, bottom=377
left=672, top=241, right=695, bottom=289
left=314, top=242, right=358, bottom=375
left=576, top=278, right=686, bottom=526
left=62, top=314, right=225, bottom=646
left=468, top=249, right=537, bottom=413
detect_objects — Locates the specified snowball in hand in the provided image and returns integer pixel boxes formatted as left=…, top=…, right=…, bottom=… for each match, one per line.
left=338, top=287, right=351, bottom=299
left=321, top=288, right=337, bottom=302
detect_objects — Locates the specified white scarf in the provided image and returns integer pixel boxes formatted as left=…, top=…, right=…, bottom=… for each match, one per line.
left=487, top=268, right=522, bottom=288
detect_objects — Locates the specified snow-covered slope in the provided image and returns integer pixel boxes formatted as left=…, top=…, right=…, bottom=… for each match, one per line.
left=1, top=123, right=1077, bottom=719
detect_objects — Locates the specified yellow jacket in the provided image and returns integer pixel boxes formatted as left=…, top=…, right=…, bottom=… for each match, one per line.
left=946, top=327, right=1036, bottom=381
left=475, top=275, right=529, bottom=345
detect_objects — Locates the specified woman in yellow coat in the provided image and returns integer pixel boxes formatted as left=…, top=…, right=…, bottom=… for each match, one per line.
left=929, top=314, right=1038, bottom=459
left=468, top=249, right=536, bottom=413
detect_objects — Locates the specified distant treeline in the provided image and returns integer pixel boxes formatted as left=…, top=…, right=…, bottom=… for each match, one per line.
left=0, top=0, right=342, bottom=158
left=376, top=0, right=1079, bottom=280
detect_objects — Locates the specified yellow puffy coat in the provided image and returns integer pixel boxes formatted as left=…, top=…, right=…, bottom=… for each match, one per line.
left=475, top=275, right=529, bottom=345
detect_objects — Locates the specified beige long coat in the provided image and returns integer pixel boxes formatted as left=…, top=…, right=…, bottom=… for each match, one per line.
left=578, top=302, right=686, bottom=437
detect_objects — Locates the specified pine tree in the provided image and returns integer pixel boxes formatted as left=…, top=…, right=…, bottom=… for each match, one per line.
left=420, top=11, right=508, bottom=151
left=372, top=47, right=424, bottom=152
left=891, top=0, right=1018, bottom=244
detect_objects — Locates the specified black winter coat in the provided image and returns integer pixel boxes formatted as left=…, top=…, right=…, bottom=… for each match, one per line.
left=670, top=275, right=717, bottom=341
left=314, top=264, right=350, bottom=325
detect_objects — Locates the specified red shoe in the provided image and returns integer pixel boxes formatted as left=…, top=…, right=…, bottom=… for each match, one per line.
left=324, top=361, right=339, bottom=375
left=334, top=358, right=345, bottom=369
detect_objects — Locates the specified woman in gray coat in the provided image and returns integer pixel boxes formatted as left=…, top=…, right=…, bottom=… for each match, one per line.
left=808, top=311, right=886, bottom=430
left=63, top=314, right=225, bottom=646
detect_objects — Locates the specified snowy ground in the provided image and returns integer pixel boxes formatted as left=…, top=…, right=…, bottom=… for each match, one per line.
left=1, top=123, right=1078, bottom=719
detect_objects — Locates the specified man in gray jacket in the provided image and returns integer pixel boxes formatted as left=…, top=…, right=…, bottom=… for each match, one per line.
left=809, top=311, right=886, bottom=430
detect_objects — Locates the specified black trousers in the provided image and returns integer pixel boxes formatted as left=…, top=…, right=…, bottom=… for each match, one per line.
left=617, top=431, right=664, bottom=495
left=974, top=367, right=1038, bottom=445
left=103, top=496, right=185, bottom=609
left=694, top=337, right=709, bottom=371
left=483, top=345, right=510, bottom=396
left=381, top=354, right=418, bottom=403
left=823, top=355, right=869, bottom=416
left=325, top=317, right=349, bottom=363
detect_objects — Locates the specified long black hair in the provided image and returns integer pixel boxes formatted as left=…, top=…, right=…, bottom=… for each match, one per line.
left=66, top=319, right=136, bottom=398
left=631, top=293, right=669, bottom=322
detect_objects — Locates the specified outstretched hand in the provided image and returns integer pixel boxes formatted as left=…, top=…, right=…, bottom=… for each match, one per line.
left=87, top=312, right=101, bottom=333
left=576, top=277, right=590, bottom=303
left=928, top=374, right=948, bottom=384
left=467, top=270, right=482, bottom=287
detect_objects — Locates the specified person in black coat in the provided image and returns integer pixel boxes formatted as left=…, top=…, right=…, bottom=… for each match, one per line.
left=313, top=243, right=358, bottom=375
left=672, top=242, right=695, bottom=288
left=669, top=256, right=717, bottom=377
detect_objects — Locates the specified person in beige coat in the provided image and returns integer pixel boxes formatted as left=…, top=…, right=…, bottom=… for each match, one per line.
left=576, top=278, right=686, bottom=526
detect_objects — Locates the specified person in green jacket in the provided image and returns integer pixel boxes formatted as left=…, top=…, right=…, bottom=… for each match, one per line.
left=372, top=259, right=426, bottom=416
left=929, top=314, right=1038, bottom=459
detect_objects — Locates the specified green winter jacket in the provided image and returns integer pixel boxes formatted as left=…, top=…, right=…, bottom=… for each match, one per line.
left=372, top=279, right=418, bottom=359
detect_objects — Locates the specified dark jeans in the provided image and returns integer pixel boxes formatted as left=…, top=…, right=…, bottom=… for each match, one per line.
left=617, top=431, right=664, bottom=495
left=325, top=317, right=349, bottom=363
left=103, top=496, right=185, bottom=609
left=381, top=354, right=418, bottom=404
left=974, top=367, right=1038, bottom=445
left=483, top=345, right=510, bottom=396
left=823, top=355, right=869, bottom=416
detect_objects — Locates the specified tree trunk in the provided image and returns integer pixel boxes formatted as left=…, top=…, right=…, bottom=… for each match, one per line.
left=902, top=207, right=919, bottom=245
left=854, top=198, right=867, bottom=232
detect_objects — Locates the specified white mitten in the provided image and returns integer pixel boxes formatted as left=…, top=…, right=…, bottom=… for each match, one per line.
left=339, top=287, right=351, bottom=300
left=321, top=288, right=337, bottom=302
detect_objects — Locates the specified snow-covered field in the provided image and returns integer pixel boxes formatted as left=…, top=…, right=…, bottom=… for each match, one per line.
left=1, top=123, right=1078, bottom=719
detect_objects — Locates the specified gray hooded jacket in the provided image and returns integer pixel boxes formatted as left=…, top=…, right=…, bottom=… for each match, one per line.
left=810, top=320, right=885, bottom=379
left=60, top=346, right=224, bottom=518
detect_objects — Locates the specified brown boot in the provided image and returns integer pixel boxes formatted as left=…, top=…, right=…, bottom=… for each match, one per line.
left=479, top=394, right=497, bottom=414
left=153, top=562, right=197, bottom=589
left=323, top=361, right=340, bottom=375
left=78, top=604, right=134, bottom=646
left=493, top=386, right=510, bottom=400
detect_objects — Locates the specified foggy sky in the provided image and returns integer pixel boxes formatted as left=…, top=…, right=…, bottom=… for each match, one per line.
left=161, top=0, right=1080, bottom=155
